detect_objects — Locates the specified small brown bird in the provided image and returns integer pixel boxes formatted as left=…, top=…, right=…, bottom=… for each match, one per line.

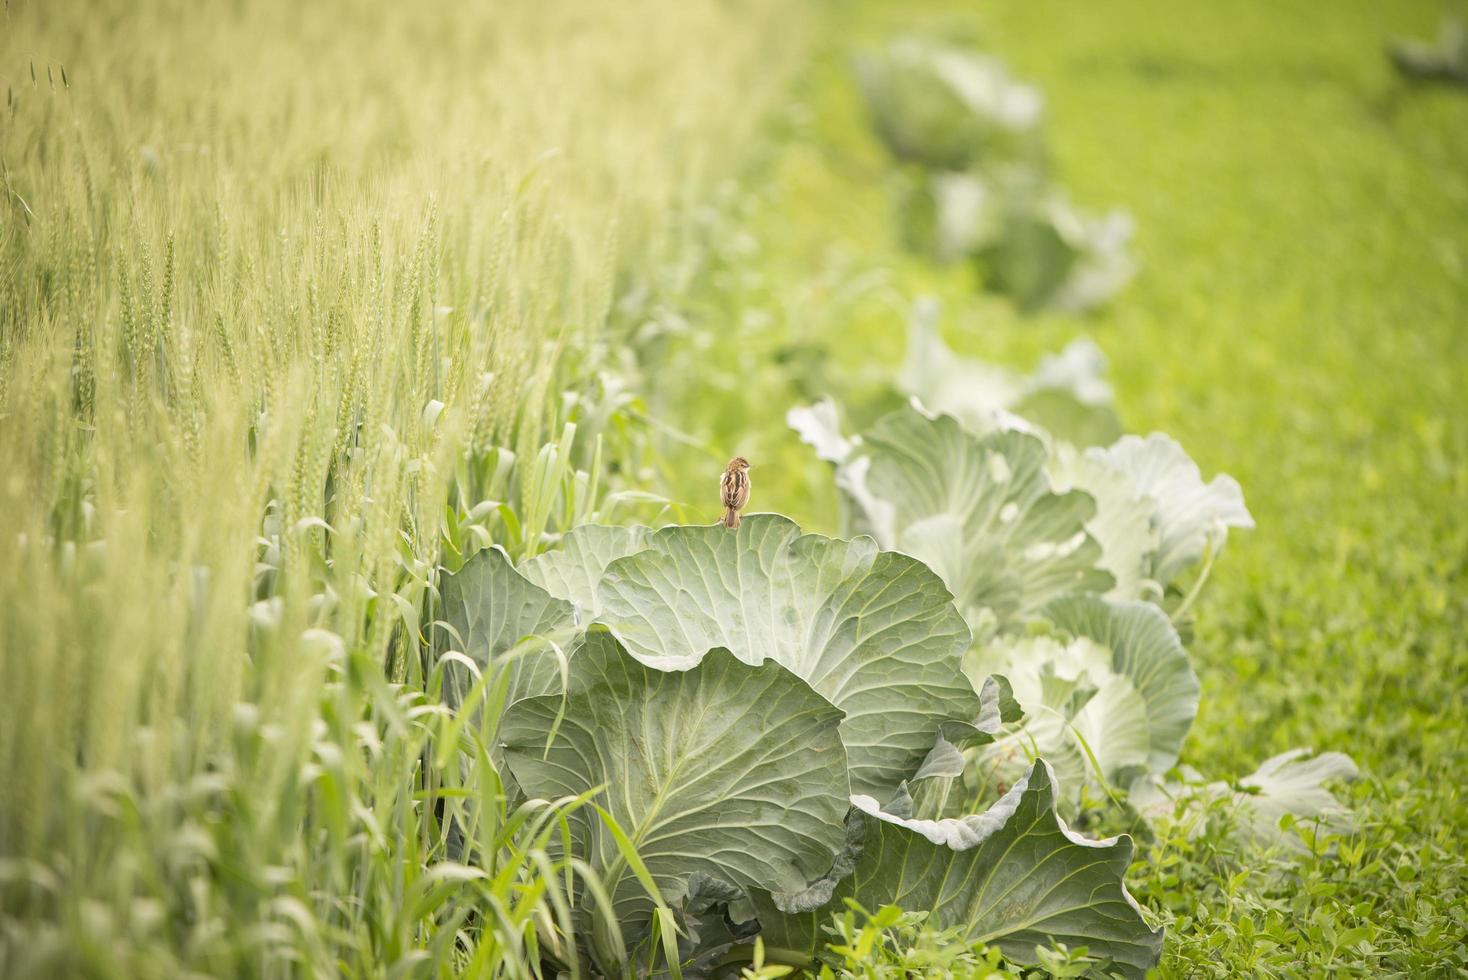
left=720, top=456, right=751, bottom=529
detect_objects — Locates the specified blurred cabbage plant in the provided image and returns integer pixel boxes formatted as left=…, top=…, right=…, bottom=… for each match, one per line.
left=854, top=37, right=1045, bottom=171
left=857, top=37, right=1135, bottom=312
left=1389, top=18, right=1468, bottom=87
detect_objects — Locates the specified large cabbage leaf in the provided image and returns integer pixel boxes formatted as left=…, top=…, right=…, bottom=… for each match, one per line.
left=519, top=524, right=651, bottom=618
left=965, top=596, right=1199, bottom=799
left=591, top=515, right=979, bottom=797
left=501, top=631, right=850, bottom=968
left=1048, top=446, right=1160, bottom=599
left=1050, top=433, right=1254, bottom=600
left=755, top=760, right=1163, bottom=978
left=1086, top=433, right=1254, bottom=587
left=437, top=545, right=578, bottom=707
left=800, top=405, right=1112, bottom=637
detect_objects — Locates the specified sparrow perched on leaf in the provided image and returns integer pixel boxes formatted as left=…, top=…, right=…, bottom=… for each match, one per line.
left=720, top=457, right=751, bottom=529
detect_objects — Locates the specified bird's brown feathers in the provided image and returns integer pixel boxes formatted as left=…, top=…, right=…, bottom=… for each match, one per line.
left=720, top=457, right=751, bottom=529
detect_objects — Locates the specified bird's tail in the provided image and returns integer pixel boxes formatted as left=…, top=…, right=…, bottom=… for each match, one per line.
left=722, top=508, right=741, bottom=529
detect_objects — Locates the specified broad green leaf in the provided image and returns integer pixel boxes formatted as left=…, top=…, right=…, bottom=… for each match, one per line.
left=755, top=761, right=1162, bottom=978
left=966, top=596, right=1199, bottom=799
left=1235, top=749, right=1358, bottom=843
left=836, top=407, right=1112, bottom=635
left=912, top=733, right=966, bottom=782
left=501, top=632, right=849, bottom=960
left=519, top=524, right=651, bottom=617
left=437, top=545, right=577, bottom=707
left=1090, top=433, right=1253, bottom=587
left=1049, top=446, right=1159, bottom=600
left=593, top=515, right=978, bottom=797
left=975, top=673, right=1025, bottom=730
left=1130, top=749, right=1358, bottom=851
left=785, top=400, right=856, bottom=465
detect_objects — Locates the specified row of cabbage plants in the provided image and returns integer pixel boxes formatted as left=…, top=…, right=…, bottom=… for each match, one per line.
left=429, top=33, right=1356, bottom=980
left=432, top=318, right=1353, bottom=977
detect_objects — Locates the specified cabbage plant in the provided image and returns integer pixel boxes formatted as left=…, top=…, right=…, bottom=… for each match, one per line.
left=856, top=36, right=1135, bottom=312
left=438, top=515, right=1163, bottom=976
left=963, top=596, right=1200, bottom=806
left=972, top=186, right=1136, bottom=314
left=1050, top=433, right=1255, bottom=600
left=789, top=400, right=1114, bottom=638
left=1389, top=17, right=1468, bottom=86
left=896, top=302, right=1122, bottom=445
left=903, top=169, right=1136, bottom=313
left=790, top=364, right=1354, bottom=853
left=1130, top=749, right=1360, bottom=850
left=808, top=309, right=1255, bottom=603
left=752, top=759, right=1163, bottom=977
left=854, top=37, right=1044, bottom=171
